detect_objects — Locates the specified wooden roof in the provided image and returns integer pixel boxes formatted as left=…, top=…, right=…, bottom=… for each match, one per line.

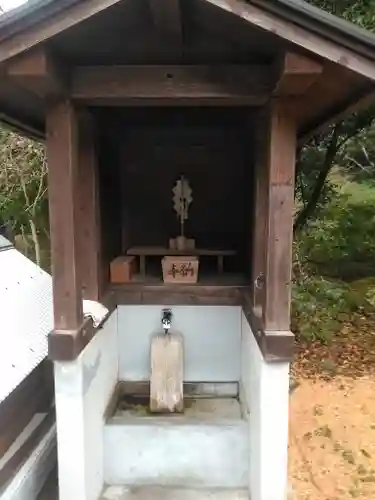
left=0, top=0, right=374, bottom=139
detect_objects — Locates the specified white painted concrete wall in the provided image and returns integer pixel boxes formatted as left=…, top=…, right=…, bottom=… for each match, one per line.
left=53, top=305, right=290, bottom=500
left=54, top=310, right=118, bottom=500
left=241, top=312, right=290, bottom=500
left=118, top=305, right=241, bottom=382
left=240, top=314, right=251, bottom=417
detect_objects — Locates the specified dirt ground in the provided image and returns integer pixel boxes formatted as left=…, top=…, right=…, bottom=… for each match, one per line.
left=289, top=377, right=375, bottom=500
left=289, top=315, right=375, bottom=500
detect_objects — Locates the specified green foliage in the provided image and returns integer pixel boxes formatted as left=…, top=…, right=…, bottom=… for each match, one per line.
left=0, top=127, right=48, bottom=264
left=308, top=0, right=375, bottom=30
left=0, top=131, right=46, bottom=223
left=298, top=197, right=375, bottom=278
left=295, top=2, right=375, bottom=230
left=340, top=174, right=375, bottom=203
left=340, top=126, right=375, bottom=183
left=295, top=109, right=375, bottom=231
left=350, top=277, right=375, bottom=308
left=292, top=271, right=361, bottom=343
left=293, top=174, right=375, bottom=342
left=294, top=0, right=375, bottom=342
left=295, top=128, right=340, bottom=224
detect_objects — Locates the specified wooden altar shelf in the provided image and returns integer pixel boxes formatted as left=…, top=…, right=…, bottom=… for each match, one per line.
left=126, top=246, right=236, bottom=277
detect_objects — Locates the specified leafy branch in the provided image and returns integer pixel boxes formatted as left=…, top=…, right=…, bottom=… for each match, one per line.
left=0, top=129, right=48, bottom=265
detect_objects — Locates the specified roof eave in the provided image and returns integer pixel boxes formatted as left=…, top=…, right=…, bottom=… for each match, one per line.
left=0, top=111, right=44, bottom=141
left=250, top=0, right=375, bottom=64
left=0, top=0, right=81, bottom=43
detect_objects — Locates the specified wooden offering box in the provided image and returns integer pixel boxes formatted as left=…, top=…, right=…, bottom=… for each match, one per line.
left=110, top=256, right=137, bottom=283
left=162, top=256, right=199, bottom=284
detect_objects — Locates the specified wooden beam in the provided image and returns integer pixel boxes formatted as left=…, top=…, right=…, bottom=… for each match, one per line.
left=46, top=99, right=83, bottom=331
left=203, top=0, right=375, bottom=81
left=77, top=111, right=101, bottom=300
left=273, top=52, right=323, bottom=96
left=149, top=0, right=182, bottom=47
left=5, top=46, right=67, bottom=97
left=262, top=99, right=297, bottom=331
left=110, top=283, right=243, bottom=306
left=48, top=292, right=116, bottom=361
left=242, top=293, right=294, bottom=362
left=71, top=64, right=273, bottom=104
left=48, top=317, right=94, bottom=361
left=0, top=0, right=125, bottom=63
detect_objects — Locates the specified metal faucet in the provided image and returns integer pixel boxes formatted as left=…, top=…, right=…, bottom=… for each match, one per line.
left=161, top=308, right=173, bottom=334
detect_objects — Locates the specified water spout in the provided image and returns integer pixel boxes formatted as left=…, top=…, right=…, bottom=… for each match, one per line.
left=161, top=308, right=172, bottom=335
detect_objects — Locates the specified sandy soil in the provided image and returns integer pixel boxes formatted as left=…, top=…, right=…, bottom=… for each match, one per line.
left=289, top=376, right=375, bottom=500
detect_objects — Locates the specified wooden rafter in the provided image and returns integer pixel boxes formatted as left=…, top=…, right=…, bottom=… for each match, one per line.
left=0, top=0, right=125, bottom=63
left=203, top=0, right=375, bottom=81
left=149, top=0, right=182, bottom=48
left=299, top=84, right=375, bottom=143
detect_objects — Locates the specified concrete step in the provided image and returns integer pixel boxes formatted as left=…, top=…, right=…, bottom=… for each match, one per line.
left=104, top=397, right=249, bottom=488
left=101, top=486, right=249, bottom=500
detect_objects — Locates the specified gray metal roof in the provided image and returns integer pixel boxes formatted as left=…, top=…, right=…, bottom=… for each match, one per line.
left=0, top=0, right=80, bottom=42
left=0, top=244, right=53, bottom=405
left=0, top=234, right=13, bottom=251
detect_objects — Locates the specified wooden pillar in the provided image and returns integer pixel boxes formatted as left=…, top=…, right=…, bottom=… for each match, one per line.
left=47, top=99, right=83, bottom=331
left=78, top=111, right=101, bottom=300
left=251, top=111, right=268, bottom=314
left=251, top=50, right=319, bottom=331
left=262, top=100, right=296, bottom=331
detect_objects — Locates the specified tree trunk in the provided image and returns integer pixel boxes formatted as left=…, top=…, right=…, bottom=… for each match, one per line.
left=294, top=125, right=341, bottom=233
left=29, top=218, right=41, bottom=266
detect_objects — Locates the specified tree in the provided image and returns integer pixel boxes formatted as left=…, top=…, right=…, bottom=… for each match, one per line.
left=0, top=128, right=48, bottom=265
left=295, top=108, right=375, bottom=231
left=295, top=1, right=375, bottom=231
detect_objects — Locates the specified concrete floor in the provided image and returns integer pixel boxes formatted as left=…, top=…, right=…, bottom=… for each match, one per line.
left=100, top=486, right=249, bottom=500
left=38, top=400, right=246, bottom=499
left=36, top=482, right=249, bottom=500
left=105, top=396, right=248, bottom=488
left=115, top=396, right=243, bottom=420
left=36, top=478, right=250, bottom=500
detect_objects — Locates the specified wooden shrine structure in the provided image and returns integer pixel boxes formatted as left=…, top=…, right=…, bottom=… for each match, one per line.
left=1, top=1, right=375, bottom=499
left=0, top=0, right=372, bottom=363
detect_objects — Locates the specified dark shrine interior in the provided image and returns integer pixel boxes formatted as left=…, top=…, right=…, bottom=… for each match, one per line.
left=95, top=106, right=256, bottom=286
